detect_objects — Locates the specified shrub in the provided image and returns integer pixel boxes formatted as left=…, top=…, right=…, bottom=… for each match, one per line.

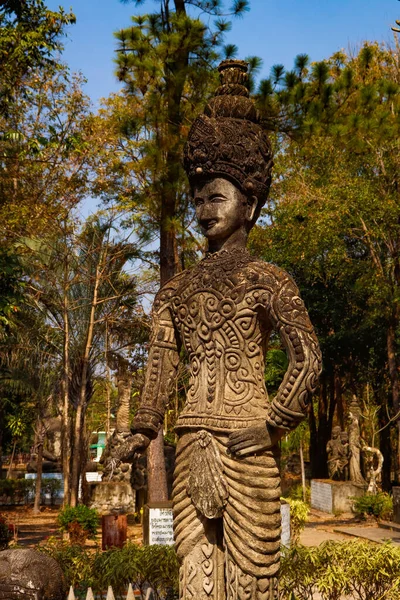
left=39, top=540, right=179, bottom=599
left=0, top=514, right=13, bottom=550
left=280, top=540, right=400, bottom=600
left=285, top=484, right=311, bottom=504
left=284, top=498, right=309, bottom=544
left=352, top=491, right=393, bottom=520
left=39, top=537, right=95, bottom=590
left=41, top=478, right=62, bottom=506
left=57, top=505, right=100, bottom=543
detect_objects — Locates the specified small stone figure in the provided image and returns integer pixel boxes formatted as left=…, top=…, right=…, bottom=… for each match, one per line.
left=348, top=397, right=366, bottom=485
left=326, top=426, right=342, bottom=480
left=326, top=428, right=351, bottom=481
left=338, top=431, right=350, bottom=481
left=362, top=445, right=384, bottom=494
left=115, top=60, right=322, bottom=599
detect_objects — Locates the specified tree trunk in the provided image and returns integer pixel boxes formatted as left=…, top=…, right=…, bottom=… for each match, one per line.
left=387, top=315, right=400, bottom=479
left=147, top=428, right=168, bottom=502
left=33, top=424, right=45, bottom=515
left=7, top=440, right=17, bottom=479
left=379, top=400, right=392, bottom=491
left=309, top=375, right=330, bottom=479
left=62, top=271, right=71, bottom=506
left=70, top=262, right=101, bottom=505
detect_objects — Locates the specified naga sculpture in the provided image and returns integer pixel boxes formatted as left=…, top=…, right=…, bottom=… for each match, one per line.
left=117, top=60, right=322, bottom=600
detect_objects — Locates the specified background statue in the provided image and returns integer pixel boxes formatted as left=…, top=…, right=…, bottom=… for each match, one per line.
left=114, top=60, right=322, bottom=600
left=348, top=396, right=366, bottom=485
left=326, top=426, right=342, bottom=480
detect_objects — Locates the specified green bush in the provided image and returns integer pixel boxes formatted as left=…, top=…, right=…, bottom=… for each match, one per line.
left=39, top=537, right=94, bottom=589
left=39, top=540, right=179, bottom=599
left=283, top=498, right=309, bottom=544
left=280, top=540, right=400, bottom=600
left=352, top=492, right=393, bottom=520
left=285, top=484, right=311, bottom=504
left=0, top=478, right=35, bottom=505
left=0, top=514, right=13, bottom=550
left=57, top=505, right=100, bottom=540
left=39, top=538, right=400, bottom=600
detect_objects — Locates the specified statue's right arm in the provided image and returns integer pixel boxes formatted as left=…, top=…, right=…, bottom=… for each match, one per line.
left=131, top=285, right=181, bottom=441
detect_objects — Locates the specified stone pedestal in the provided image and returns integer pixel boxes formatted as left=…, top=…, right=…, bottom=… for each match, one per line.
left=89, top=481, right=135, bottom=515
left=311, top=479, right=366, bottom=514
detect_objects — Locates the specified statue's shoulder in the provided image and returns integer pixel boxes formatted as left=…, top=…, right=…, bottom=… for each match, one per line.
left=245, top=257, right=295, bottom=289
left=153, top=269, right=193, bottom=311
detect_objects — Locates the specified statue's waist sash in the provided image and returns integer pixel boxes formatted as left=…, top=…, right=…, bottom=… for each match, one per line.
left=175, top=414, right=266, bottom=433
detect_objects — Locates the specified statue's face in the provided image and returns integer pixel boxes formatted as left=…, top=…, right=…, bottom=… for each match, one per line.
left=193, top=177, right=256, bottom=242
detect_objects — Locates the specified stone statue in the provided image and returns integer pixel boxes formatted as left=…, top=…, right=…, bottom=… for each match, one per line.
left=116, top=60, right=322, bottom=600
left=0, top=549, right=67, bottom=600
left=326, top=426, right=343, bottom=480
left=326, top=428, right=351, bottom=481
left=348, top=397, right=366, bottom=485
left=339, top=431, right=350, bottom=481
left=362, top=445, right=384, bottom=494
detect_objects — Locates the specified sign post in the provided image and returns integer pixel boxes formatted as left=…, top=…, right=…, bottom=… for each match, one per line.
left=143, top=501, right=174, bottom=545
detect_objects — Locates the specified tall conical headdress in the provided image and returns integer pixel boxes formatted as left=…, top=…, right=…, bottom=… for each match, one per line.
left=183, top=60, right=273, bottom=219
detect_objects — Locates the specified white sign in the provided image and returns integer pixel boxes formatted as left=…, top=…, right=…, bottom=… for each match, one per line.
left=149, top=507, right=174, bottom=545
left=280, top=502, right=291, bottom=548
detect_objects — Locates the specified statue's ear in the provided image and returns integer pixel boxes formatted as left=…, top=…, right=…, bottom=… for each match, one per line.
left=246, top=196, right=258, bottom=223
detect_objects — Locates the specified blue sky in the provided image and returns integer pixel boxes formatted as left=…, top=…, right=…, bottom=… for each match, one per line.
left=46, top=0, right=399, bottom=107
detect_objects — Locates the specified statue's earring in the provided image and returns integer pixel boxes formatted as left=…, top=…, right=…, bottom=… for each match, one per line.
left=246, top=196, right=258, bottom=223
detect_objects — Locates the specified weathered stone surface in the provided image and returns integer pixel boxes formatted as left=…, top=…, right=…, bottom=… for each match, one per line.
left=110, top=59, right=322, bottom=600
left=0, top=549, right=66, bottom=600
left=90, top=481, right=135, bottom=515
left=326, top=426, right=350, bottom=481
left=311, top=479, right=366, bottom=514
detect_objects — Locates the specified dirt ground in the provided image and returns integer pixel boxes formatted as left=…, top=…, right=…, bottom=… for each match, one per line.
left=1, top=506, right=143, bottom=548
left=0, top=505, right=368, bottom=549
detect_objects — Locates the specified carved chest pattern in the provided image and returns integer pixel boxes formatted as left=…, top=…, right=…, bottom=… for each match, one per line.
left=168, top=250, right=282, bottom=430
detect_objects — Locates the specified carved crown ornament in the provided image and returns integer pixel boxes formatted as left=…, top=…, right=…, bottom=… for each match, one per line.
left=183, top=59, right=274, bottom=222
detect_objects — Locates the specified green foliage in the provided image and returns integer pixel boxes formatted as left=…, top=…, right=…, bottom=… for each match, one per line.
left=264, top=347, right=288, bottom=392
left=285, top=483, right=311, bottom=504
left=352, top=492, right=393, bottom=520
left=0, top=478, right=35, bottom=504
left=39, top=540, right=179, bottom=598
left=39, top=537, right=95, bottom=589
left=41, top=478, right=62, bottom=506
left=93, top=543, right=179, bottom=598
left=0, top=513, right=13, bottom=549
left=280, top=541, right=400, bottom=600
left=57, top=505, right=100, bottom=539
left=0, top=0, right=75, bottom=115
left=283, top=498, right=309, bottom=544
left=41, top=537, right=400, bottom=600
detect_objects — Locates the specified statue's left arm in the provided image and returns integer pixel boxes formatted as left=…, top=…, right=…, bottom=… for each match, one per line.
left=228, top=273, right=322, bottom=456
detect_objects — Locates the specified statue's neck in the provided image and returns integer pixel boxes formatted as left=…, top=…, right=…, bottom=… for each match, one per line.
left=207, top=227, right=248, bottom=254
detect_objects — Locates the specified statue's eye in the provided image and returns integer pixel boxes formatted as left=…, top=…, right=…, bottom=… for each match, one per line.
left=194, top=198, right=204, bottom=207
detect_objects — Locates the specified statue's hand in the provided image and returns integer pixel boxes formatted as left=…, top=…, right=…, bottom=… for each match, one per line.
left=115, top=433, right=150, bottom=463
left=227, top=425, right=282, bottom=457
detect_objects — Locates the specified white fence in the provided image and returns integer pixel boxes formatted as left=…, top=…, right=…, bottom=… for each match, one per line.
left=67, top=584, right=154, bottom=600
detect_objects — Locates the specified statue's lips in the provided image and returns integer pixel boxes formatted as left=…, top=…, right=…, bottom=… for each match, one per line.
left=201, top=219, right=217, bottom=230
